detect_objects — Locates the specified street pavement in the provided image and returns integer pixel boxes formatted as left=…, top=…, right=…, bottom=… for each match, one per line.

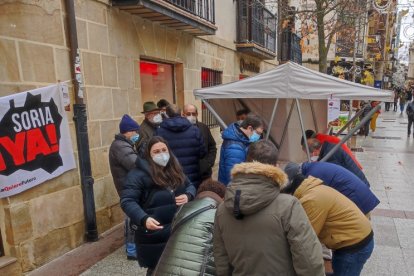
left=81, top=105, right=414, bottom=276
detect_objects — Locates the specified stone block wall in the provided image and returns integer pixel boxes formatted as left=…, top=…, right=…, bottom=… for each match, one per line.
left=0, top=0, right=277, bottom=272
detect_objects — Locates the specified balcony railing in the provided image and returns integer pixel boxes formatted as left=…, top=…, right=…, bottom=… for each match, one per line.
left=165, top=0, right=215, bottom=24
left=112, top=0, right=216, bottom=35
left=280, top=31, right=302, bottom=64
left=236, top=0, right=277, bottom=59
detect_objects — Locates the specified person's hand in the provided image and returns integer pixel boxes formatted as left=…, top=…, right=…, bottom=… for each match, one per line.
left=175, top=194, right=189, bottom=205
left=145, top=217, right=163, bottom=230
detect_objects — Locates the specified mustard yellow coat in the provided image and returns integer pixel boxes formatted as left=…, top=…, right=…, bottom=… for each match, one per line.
left=294, top=177, right=372, bottom=250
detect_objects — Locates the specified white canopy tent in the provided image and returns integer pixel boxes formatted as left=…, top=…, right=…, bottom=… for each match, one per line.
left=193, top=62, right=393, bottom=162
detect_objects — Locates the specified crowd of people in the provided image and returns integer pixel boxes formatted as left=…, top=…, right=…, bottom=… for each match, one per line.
left=109, top=99, right=384, bottom=276
left=358, top=87, right=414, bottom=138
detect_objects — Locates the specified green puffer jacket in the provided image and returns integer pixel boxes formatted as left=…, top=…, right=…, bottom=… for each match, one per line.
left=153, top=192, right=222, bottom=276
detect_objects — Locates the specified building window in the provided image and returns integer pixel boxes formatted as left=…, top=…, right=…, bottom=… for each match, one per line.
left=140, top=60, right=175, bottom=105
left=201, top=68, right=222, bottom=128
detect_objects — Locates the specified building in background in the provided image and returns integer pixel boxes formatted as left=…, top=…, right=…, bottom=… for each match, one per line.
left=0, top=0, right=278, bottom=274
left=364, top=0, right=397, bottom=89
left=408, top=43, right=414, bottom=81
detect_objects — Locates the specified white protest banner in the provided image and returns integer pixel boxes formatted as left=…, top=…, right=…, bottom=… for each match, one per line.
left=0, top=84, right=76, bottom=198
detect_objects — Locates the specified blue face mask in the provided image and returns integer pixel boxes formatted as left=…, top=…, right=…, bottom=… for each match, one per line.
left=130, top=134, right=140, bottom=144
left=249, top=131, right=261, bottom=143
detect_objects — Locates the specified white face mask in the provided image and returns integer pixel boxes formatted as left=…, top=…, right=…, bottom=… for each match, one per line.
left=152, top=114, right=163, bottom=124
left=187, top=116, right=197, bottom=125
left=310, top=156, right=319, bottom=162
left=152, top=152, right=170, bottom=167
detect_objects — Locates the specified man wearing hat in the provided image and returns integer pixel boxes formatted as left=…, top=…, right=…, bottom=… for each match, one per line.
left=109, top=114, right=140, bottom=260
left=137, top=101, right=162, bottom=156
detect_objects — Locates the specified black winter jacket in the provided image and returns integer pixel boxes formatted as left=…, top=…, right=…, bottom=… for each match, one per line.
left=197, top=121, right=217, bottom=181
left=108, top=134, right=138, bottom=196
left=121, top=157, right=196, bottom=268
left=157, top=117, right=206, bottom=188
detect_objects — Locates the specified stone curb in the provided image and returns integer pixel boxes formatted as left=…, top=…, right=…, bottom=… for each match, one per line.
left=26, top=223, right=124, bottom=276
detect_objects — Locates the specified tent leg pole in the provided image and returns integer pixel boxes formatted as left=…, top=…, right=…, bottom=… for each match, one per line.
left=237, top=99, right=249, bottom=112
left=347, top=100, right=353, bottom=145
left=266, top=99, right=279, bottom=140
left=202, top=100, right=228, bottom=130
left=335, top=108, right=364, bottom=136
left=296, top=99, right=311, bottom=162
left=320, top=104, right=380, bottom=162
left=309, top=100, right=318, bottom=133
left=279, top=100, right=296, bottom=150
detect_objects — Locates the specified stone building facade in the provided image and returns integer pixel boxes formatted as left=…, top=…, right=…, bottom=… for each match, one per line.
left=0, top=0, right=277, bottom=273
left=408, top=43, right=414, bottom=81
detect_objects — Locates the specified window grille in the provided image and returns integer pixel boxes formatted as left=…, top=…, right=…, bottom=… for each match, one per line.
left=201, top=68, right=222, bottom=128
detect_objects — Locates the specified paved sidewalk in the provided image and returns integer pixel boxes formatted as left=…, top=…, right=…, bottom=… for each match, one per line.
left=356, top=109, right=414, bottom=276
left=82, top=107, right=414, bottom=276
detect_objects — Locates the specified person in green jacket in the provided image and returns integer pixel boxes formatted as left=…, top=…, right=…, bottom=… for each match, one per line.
left=213, top=140, right=325, bottom=276
left=153, top=179, right=226, bottom=276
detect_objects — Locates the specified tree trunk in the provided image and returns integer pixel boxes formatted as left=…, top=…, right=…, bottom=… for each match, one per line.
left=319, top=53, right=328, bottom=73
left=316, top=3, right=328, bottom=73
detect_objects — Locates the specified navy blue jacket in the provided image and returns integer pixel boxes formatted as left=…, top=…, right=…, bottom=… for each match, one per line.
left=301, top=162, right=379, bottom=214
left=318, top=142, right=370, bottom=186
left=120, top=157, right=196, bottom=268
left=157, top=117, right=206, bottom=188
left=218, top=123, right=250, bottom=185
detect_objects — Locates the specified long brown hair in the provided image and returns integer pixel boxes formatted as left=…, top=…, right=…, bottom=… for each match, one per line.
left=146, top=136, right=186, bottom=189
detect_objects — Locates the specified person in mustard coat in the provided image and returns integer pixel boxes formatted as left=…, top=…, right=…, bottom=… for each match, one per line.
left=283, top=163, right=374, bottom=276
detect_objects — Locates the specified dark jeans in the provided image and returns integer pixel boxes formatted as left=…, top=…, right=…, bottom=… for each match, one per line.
left=394, top=102, right=398, bottom=111
left=332, top=238, right=374, bottom=276
left=409, top=117, right=414, bottom=136
left=125, top=217, right=136, bottom=257
left=400, top=103, right=405, bottom=113
left=385, top=102, right=390, bottom=111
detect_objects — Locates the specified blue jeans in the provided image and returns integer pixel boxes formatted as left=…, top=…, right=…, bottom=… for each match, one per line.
left=125, top=217, right=136, bottom=257
left=332, top=238, right=374, bottom=276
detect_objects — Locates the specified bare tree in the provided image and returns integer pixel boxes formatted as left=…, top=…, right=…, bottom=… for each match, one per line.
left=276, top=0, right=369, bottom=73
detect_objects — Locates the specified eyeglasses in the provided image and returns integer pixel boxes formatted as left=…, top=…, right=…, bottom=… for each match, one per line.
left=185, top=112, right=197, bottom=116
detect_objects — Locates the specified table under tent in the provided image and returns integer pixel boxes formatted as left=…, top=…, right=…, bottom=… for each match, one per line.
left=193, top=62, right=393, bottom=163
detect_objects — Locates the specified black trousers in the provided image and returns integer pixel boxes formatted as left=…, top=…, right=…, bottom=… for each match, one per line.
left=409, top=117, right=414, bottom=136
left=362, top=120, right=371, bottom=136
left=385, top=102, right=390, bottom=111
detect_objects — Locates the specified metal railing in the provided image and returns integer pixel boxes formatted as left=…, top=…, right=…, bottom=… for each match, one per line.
left=165, top=0, right=215, bottom=23
left=237, top=0, right=277, bottom=53
left=280, top=31, right=302, bottom=64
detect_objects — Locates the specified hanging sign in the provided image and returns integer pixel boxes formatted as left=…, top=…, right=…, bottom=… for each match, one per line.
left=327, top=97, right=341, bottom=130
left=240, top=58, right=260, bottom=73
left=0, top=84, right=76, bottom=198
